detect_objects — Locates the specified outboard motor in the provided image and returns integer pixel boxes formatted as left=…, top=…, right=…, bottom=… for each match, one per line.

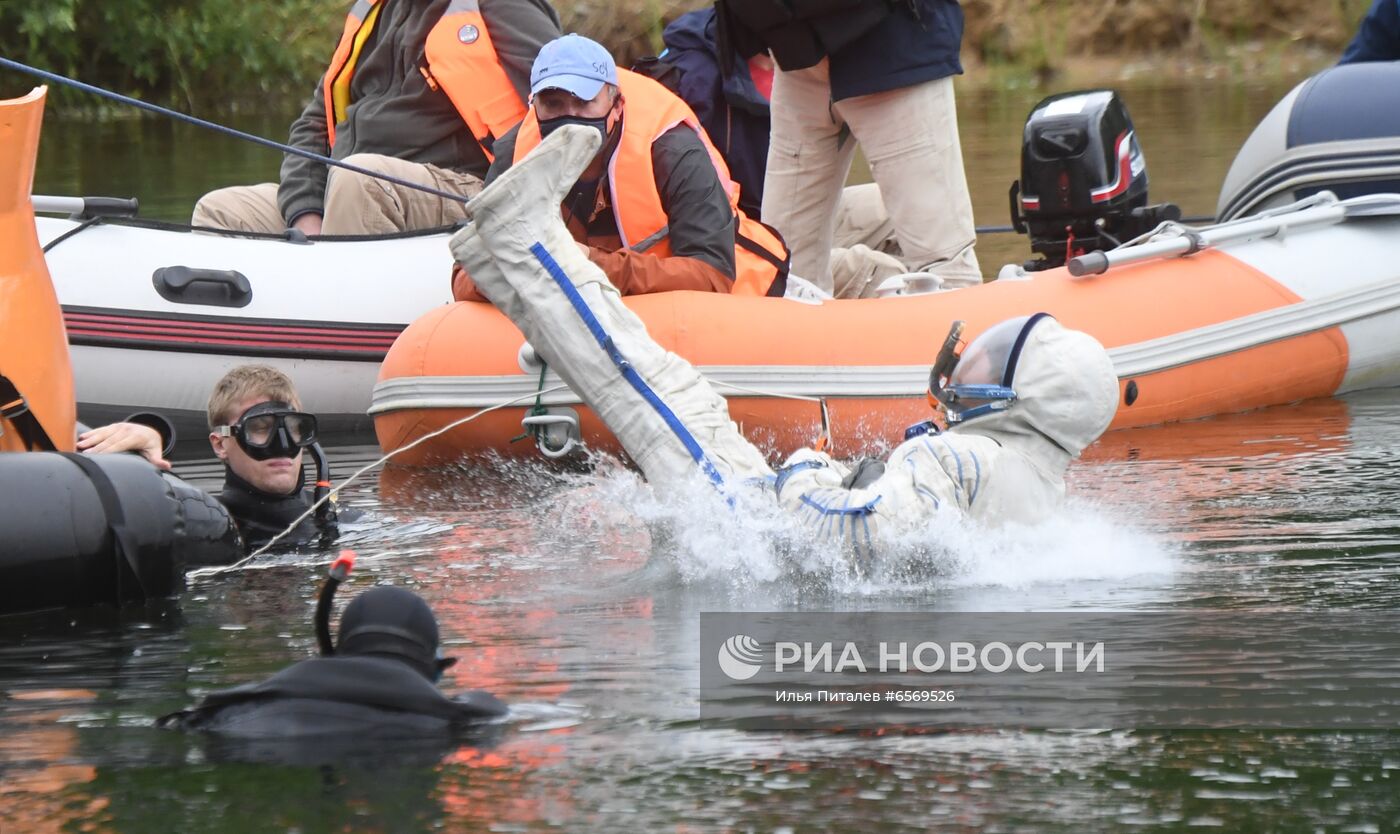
left=1216, top=63, right=1400, bottom=222
left=1009, top=90, right=1180, bottom=271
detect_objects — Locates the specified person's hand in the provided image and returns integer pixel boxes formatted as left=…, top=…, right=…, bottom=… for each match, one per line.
left=77, top=422, right=171, bottom=471
left=291, top=213, right=323, bottom=236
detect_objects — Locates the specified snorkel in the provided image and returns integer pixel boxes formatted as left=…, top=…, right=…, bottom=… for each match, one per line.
left=307, top=441, right=334, bottom=528
left=315, top=550, right=356, bottom=656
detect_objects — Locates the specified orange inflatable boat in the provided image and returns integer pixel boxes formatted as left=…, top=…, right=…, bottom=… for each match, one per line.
left=375, top=66, right=1400, bottom=466
left=372, top=195, right=1400, bottom=466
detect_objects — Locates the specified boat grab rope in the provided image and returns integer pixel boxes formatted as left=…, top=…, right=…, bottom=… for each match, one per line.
left=185, top=384, right=569, bottom=581
left=40, top=212, right=460, bottom=255
left=509, top=362, right=552, bottom=444
left=41, top=217, right=102, bottom=253
left=0, top=56, right=474, bottom=207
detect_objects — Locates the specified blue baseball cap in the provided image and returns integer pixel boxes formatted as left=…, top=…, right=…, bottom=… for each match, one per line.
left=530, top=34, right=619, bottom=101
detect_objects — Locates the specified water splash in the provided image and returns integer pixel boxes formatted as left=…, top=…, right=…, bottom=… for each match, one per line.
left=548, top=466, right=1177, bottom=596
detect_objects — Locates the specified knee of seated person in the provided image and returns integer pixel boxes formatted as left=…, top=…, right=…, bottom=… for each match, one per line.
left=191, top=189, right=237, bottom=224
left=328, top=154, right=394, bottom=193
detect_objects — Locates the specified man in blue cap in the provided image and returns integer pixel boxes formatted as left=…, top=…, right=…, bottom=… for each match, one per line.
left=451, top=33, right=789, bottom=301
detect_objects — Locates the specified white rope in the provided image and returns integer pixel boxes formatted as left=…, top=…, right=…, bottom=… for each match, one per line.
left=710, top=378, right=834, bottom=452
left=709, top=378, right=824, bottom=403
left=187, top=385, right=570, bottom=581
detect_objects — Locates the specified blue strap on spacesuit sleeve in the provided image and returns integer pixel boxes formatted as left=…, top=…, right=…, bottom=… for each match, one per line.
left=798, top=494, right=882, bottom=516
left=529, top=242, right=726, bottom=490
left=796, top=492, right=880, bottom=573
left=773, top=459, right=825, bottom=497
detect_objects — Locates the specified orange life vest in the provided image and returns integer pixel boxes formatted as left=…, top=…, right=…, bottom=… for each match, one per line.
left=514, top=69, right=789, bottom=296
left=1, top=87, right=76, bottom=453
left=323, top=0, right=526, bottom=161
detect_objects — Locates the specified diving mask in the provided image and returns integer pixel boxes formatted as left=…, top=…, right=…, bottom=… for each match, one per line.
left=217, top=400, right=318, bottom=461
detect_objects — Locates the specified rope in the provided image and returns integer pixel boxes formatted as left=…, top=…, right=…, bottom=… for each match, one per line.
left=0, top=56, right=473, bottom=207
left=38, top=212, right=460, bottom=255
left=186, top=385, right=569, bottom=581
left=509, top=362, right=552, bottom=444
left=708, top=379, right=822, bottom=403
left=41, top=216, right=102, bottom=253
left=708, top=379, right=832, bottom=452
left=99, top=214, right=459, bottom=242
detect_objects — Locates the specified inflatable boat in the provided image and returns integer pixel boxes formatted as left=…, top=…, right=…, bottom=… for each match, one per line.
left=3, top=88, right=241, bottom=616
left=39, top=214, right=454, bottom=440
left=371, top=64, right=1400, bottom=465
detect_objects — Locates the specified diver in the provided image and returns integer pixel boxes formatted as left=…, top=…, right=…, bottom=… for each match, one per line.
left=161, top=558, right=506, bottom=740
left=447, top=125, right=1120, bottom=563
left=75, top=364, right=349, bottom=552
left=205, top=364, right=349, bottom=549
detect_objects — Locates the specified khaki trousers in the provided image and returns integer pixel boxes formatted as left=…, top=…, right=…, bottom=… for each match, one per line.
left=191, top=154, right=483, bottom=234
left=763, top=61, right=982, bottom=293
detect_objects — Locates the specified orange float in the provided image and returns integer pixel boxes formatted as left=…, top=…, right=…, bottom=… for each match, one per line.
left=0, top=87, right=75, bottom=452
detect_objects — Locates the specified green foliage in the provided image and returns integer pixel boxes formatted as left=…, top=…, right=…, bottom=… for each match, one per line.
left=0, top=0, right=343, bottom=114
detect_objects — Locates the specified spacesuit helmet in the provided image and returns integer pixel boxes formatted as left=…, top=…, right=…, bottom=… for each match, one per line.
left=931, top=313, right=1054, bottom=424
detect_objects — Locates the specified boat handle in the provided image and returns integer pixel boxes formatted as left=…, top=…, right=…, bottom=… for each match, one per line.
left=521, top=413, right=580, bottom=459
left=152, top=266, right=253, bottom=308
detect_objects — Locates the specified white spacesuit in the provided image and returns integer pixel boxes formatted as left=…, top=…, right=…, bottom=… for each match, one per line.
left=451, top=126, right=1120, bottom=562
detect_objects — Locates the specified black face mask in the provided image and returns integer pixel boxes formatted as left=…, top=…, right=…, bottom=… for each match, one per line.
left=219, top=401, right=319, bottom=461
left=538, top=113, right=610, bottom=147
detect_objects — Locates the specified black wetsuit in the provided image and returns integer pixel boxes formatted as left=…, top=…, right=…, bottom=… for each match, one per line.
left=160, top=655, right=506, bottom=737
left=162, top=586, right=502, bottom=765
left=216, top=466, right=348, bottom=550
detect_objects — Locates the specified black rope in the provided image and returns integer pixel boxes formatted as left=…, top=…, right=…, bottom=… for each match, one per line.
left=41, top=216, right=101, bottom=253
left=0, top=56, right=473, bottom=206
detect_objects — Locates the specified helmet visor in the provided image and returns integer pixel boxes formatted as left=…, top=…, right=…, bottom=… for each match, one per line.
left=932, top=315, right=1051, bottom=424
left=950, top=316, right=1034, bottom=389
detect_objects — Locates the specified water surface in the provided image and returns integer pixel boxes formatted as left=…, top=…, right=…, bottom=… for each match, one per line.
left=3, top=392, right=1399, bottom=832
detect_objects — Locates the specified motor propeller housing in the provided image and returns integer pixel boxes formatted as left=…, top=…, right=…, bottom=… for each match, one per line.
left=1009, top=89, right=1180, bottom=271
